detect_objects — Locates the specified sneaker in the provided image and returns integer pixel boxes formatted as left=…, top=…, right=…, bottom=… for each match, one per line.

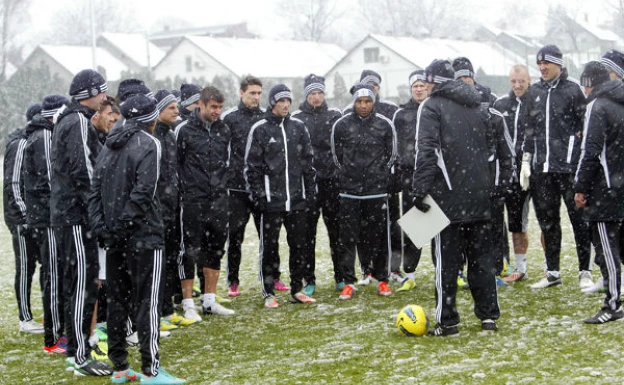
left=397, top=278, right=415, bottom=292
left=74, top=357, right=113, bottom=376
left=274, top=279, right=290, bottom=291
left=65, top=356, right=78, bottom=372
left=584, top=307, right=624, bottom=324
left=582, top=279, right=605, bottom=295
left=427, top=323, right=459, bottom=337
left=264, top=295, right=279, bottom=308
left=203, top=302, right=235, bottom=316
left=291, top=292, right=317, bottom=303
left=183, top=307, right=202, bottom=322
left=57, top=335, right=68, bottom=350
left=160, top=331, right=171, bottom=338
left=339, top=284, right=356, bottom=300
left=160, top=318, right=179, bottom=331
left=389, top=271, right=405, bottom=282
left=377, top=281, right=392, bottom=296
left=44, top=343, right=67, bottom=354
left=503, top=270, right=527, bottom=284
left=501, top=260, right=513, bottom=277
left=141, top=367, right=186, bottom=384
left=495, top=277, right=509, bottom=287
left=228, top=284, right=240, bottom=297
left=112, top=367, right=142, bottom=384
left=164, top=313, right=197, bottom=327
left=530, top=273, right=562, bottom=289
left=457, top=272, right=469, bottom=290
left=95, top=324, right=108, bottom=341
left=481, top=319, right=498, bottom=331
left=334, top=282, right=345, bottom=291
left=192, top=284, right=201, bottom=298
left=579, top=270, right=594, bottom=289
left=357, top=274, right=372, bottom=286
left=19, top=319, right=44, bottom=334
left=91, top=341, right=108, bottom=361
left=126, top=332, right=139, bottom=347
left=303, top=284, right=316, bottom=296
left=216, top=295, right=232, bottom=304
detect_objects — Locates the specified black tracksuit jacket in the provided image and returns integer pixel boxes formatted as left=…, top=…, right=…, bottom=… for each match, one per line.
left=3, top=128, right=28, bottom=227
left=153, top=121, right=179, bottom=224
left=23, top=115, right=54, bottom=228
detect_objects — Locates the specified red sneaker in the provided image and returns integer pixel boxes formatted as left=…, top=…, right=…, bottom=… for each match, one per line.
left=377, top=281, right=392, bottom=296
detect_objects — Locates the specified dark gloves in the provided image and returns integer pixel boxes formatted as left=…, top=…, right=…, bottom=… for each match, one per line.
left=253, top=197, right=268, bottom=213
left=412, top=195, right=430, bottom=213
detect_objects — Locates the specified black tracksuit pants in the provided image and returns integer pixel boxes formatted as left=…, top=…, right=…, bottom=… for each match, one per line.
left=305, top=179, right=340, bottom=285
left=107, top=248, right=163, bottom=377
left=10, top=225, right=40, bottom=323
left=432, top=221, right=499, bottom=326
left=400, top=187, right=423, bottom=274
left=259, top=210, right=309, bottom=298
left=591, top=222, right=623, bottom=311
left=57, top=224, right=99, bottom=364
left=226, top=190, right=261, bottom=286
left=490, top=195, right=510, bottom=275
left=161, top=221, right=180, bottom=317
left=531, top=172, right=591, bottom=272
left=338, top=195, right=391, bottom=285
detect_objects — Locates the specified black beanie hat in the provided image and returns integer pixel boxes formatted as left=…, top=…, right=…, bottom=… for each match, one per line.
left=117, top=79, right=152, bottom=103
left=304, top=74, right=325, bottom=98
left=69, top=69, right=108, bottom=100
left=601, top=50, right=624, bottom=79
left=120, top=94, right=158, bottom=123
left=350, top=84, right=375, bottom=102
left=268, top=84, right=292, bottom=108
left=154, top=89, right=178, bottom=113
left=580, top=61, right=610, bottom=88
left=425, top=59, right=455, bottom=84
left=408, top=70, right=426, bottom=86
left=536, top=45, right=563, bottom=66
left=26, top=103, right=42, bottom=121
left=360, top=69, right=382, bottom=86
left=452, top=57, right=474, bottom=79
left=170, top=89, right=181, bottom=104
left=180, top=83, right=201, bottom=107
left=41, top=94, right=69, bottom=118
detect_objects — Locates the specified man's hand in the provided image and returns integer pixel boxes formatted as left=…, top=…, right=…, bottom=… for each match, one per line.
left=519, top=153, right=532, bottom=191
left=412, top=195, right=430, bottom=213
left=575, top=192, right=588, bottom=208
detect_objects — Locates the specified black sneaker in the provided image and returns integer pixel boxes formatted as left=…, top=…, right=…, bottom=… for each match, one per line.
left=427, top=323, right=459, bottom=337
left=73, top=357, right=113, bottom=376
left=584, top=307, right=624, bottom=324
left=481, top=319, right=498, bottom=331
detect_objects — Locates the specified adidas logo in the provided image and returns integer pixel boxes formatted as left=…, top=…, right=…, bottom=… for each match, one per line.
left=269, top=137, right=277, bottom=143
left=502, top=111, right=509, bottom=117
left=535, top=96, right=540, bottom=102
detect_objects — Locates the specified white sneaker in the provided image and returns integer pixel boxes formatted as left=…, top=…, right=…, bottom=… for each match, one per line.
left=530, top=273, right=562, bottom=289
left=125, top=331, right=138, bottom=346
left=579, top=271, right=594, bottom=289
left=357, top=274, right=372, bottom=286
left=184, top=307, right=202, bottom=322
left=582, top=278, right=604, bottom=294
left=159, top=330, right=171, bottom=338
left=19, top=319, right=44, bottom=334
left=203, top=302, right=235, bottom=316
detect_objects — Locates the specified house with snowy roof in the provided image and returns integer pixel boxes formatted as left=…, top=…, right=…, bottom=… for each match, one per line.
left=97, top=32, right=166, bottom=70
left=323, top=34, right=539, bottom=103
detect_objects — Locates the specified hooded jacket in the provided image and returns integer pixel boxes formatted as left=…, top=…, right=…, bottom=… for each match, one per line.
left=88, top=121, right=164, bottom=249
left=50, top=102, right=102, bottom=227
left=176, top=108, right=231, bottom=202
left=153, top=121, right=179, bottom=224
left=244, top=111, right=316, bottom=212
left=412, top=80, right=492, bottom=223
left=493, top=89, right=531, bottom=166
left=575, top=80, right=624, bottom=221
left=222, top=100, right=265, bottom=191
left=3, top=128, right=28, bottom=227
left=292, top=100, right=342, bottom=181
left=523, top=68, right=586, bottom=173
left=331, top=108, right=397, bottom=196
left=23, top=115, right=54, bottom=228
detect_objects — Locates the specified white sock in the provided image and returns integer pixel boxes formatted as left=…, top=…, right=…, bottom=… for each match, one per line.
left=182, top=298, right=195, bottom=312
left=548, top=270, right=561, bottom=278
left=405, top=272, right=415, bottom=280
left=515, top=254, right=527, bottom=274
left=203, top=293, right=216, bottom=308
left=88, top=333, right=98, bottom=347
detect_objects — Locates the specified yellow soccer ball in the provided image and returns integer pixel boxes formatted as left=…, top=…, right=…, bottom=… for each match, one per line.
left=396, top=305, right=429, bottom=337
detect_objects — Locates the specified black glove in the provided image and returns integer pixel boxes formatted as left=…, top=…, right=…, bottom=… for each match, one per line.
left=412, top=195, right=430, bottom=213
left=253, top=197, right=268, bottom=213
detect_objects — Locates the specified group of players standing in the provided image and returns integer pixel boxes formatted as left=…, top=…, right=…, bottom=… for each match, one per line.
left=5, top=41, right=624, bottom=382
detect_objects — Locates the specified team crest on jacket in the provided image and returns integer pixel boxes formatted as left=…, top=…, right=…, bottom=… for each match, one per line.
left=269, top=137, right=277, bottom=143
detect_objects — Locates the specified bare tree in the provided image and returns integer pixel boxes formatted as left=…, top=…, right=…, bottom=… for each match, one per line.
left=276, top=0, right=347, bottom=42
left=0, top=0, right=30, bottom=81
left=545, top=4, right=583, bottom=52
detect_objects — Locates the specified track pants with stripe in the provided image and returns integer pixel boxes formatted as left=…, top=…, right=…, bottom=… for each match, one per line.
left=338, top=195, right=391, bottom=285
left=107, top=248, right=163, bottom=376
left=32, top=227, right=64, bottom=347
left=10, top=225, right=40, bottom=323
left=57, top=224, right=98, bottom=364
left=161, top=221, right=180, bottom=317
left=226, top=190, right=261, bottom=286
left=531, top=172, right=591, bottom=272
left=305, top=179, right=340, bottom=285
left=490, top=195, right=510, bottom=275
left=432, top=221, right=500, bottom=326
left=400, top=187, right=422, bottom=274
left=591, top=222, right=623, bottom=311
left=259, top=210, right=309, bottom=298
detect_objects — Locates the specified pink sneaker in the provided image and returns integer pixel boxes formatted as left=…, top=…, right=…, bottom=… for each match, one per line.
left=274, top=279, right=290, bottom=291
left=228, top=284, right=240, bottom=297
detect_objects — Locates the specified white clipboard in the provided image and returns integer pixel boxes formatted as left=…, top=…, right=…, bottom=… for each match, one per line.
left=398, top=195, right=450, bottom=249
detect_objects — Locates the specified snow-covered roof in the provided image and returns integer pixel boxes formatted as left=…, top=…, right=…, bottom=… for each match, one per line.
left=370, top=34, right=530, bottom=77
left=37, top=45, right=128, bottom=81
left=185, top=36, right=346, bottom=78
left=99, top=32, right=165, bottom=67
left=576, top=20, right=620, bottom=42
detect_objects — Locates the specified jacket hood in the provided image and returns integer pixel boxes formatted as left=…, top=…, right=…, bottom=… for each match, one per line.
left=105, top=121, right=149, bottom=150
left=430, top=80, right=482, bottom=108
left=587, top=80, right=624, bottom=104
left=56, top=101, right=96, bottom=125
left=299, top=100, right=328, bottom=114
left=26, top=114, right=53, bottom=135
left=7, top=128, right=26, bottom=143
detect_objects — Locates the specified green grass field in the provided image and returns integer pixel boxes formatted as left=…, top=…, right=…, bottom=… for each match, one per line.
left=1, top=207, right=623, bottom=385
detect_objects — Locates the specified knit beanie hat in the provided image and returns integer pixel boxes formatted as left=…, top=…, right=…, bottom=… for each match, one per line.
left=170, top=89, right=182, bottom=104
left=425, top=59, right=455, bottom=84
left=351, top=84, right=375, bottom=102
left=268, top=84, right=292, bottom=108
left=536, top=45, right=563, bottom=66
left=452, top=57, right=475, bottom=79
left=41, top=95, right=70, bottom=118
left=304, top=74, right=326, bottom=98
left=580, top=61, right=610, bottom=88
left=360, top=69, right=382, bottom=86
left=69, top=69, right=108, bottom=100
left=601, top=50, right=624, bottom=79
left=117, top=79, right=152, bottom=103
left=26, top=103, right=42, bottom=121
left=120, top=94, right=158, bottom=123
left=180, top=83, right=201, bottom=107
left=154, top=89, right=177, bottom=113
left=409, top=70, right=426, bottom=86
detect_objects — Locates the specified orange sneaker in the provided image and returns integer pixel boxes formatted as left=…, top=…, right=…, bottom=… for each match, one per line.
left=338, top=284, right=356, bottom=300
left=377, top=281, right=392, bottom=296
